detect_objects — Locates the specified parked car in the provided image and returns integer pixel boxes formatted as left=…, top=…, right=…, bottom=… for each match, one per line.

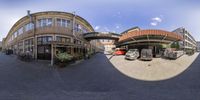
left=114, top=48, right=126, bottom=55
left=140, top=49, right=153, bottom=61
left=185, top=49, right=195, bottom=55
left=125, top=49, right=139, bottom=60
left=164, top=48, right=184, bottom=59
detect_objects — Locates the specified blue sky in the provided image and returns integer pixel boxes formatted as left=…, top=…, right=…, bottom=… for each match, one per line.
left=0, top=0, right=200, bottom=41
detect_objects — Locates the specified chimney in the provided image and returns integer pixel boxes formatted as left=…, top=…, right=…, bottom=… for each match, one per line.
left=27, top=10, right=31, bottom=16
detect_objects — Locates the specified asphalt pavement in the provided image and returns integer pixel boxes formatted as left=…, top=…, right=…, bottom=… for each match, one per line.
left=0, top=52, right=200, bottom=100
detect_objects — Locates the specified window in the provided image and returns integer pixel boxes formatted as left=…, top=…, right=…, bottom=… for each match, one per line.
left=56, top=36, right=62, bottom=42
left=66, top=38, right=70, bottom=43
left=18, top=41, right=23, bottom=53
left=38, top=18, right=53, bottom=27
left=47, top=36, right=52, bottom=41
left=25, top=23, right=34, bottom=31
left=24, top=38, right=34, bottom=53
left=75, top=23, right=81, bottom=32
left=57, top=18, right=70, bottom=27
left=74, top=23, right=88, bottom=33
left=56, top=36, right=71, bottom=43
left=47, top=18, right=52, bottom=26
left=62, top=19, right=67, bottom=27
left=82, top=27, right=88, bottom=33
left=37, top=36, right=52, bottom=45
left=37, top=37, right=42, bottom=45
left=11, top=35, right=14, bottom=40
left=18, top=27, right=23, bottom=35
left=57, top=19, right=61, bottom=26
left=13, top=31, right=18, bottom=38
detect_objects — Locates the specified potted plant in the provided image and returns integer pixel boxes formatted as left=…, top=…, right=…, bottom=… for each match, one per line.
left=56, top=52, right=73, bottom=68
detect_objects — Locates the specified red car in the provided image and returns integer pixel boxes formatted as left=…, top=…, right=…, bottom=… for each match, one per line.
left=114, top=48, right=126, bottom=55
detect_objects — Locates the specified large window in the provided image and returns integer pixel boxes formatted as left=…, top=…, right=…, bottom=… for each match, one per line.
left=74, top=23, right=88, bottom=33
left=24, top=38, right=34, bottom=53
left=75, top=23, right=82, bottom=32
left=12, top=27, right=23, bottom=40
left=18, top=27, right=23, bottom=35
left=13, top=31, right=18, bottom=38
left=25, top=23, right=34, bottom=31
left=82, top=27, right=88, bottom=33
left=18, top=41, right=23, bottom=53
left=38, top=18, right=53, bottom=27
left=57, top=18, right=70, bottom=27
left=37, top=36, right=53, bottom=45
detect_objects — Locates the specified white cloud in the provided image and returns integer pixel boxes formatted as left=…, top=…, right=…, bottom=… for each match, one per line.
left=150, top=16, right=162, bottom=26
left=94, top=26, right=100, bottom=30
left=116, top=25, right=120, bottom=29
left=152, top=17, right=162, bottom=22
left=150, top=22, right=157, bottom=26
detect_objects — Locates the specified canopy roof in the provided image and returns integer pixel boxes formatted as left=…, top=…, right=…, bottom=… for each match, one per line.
left=119, top=29, right=183, bottom=43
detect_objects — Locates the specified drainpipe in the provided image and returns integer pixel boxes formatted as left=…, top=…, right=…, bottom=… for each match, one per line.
left=72, top=12, right=77, bottom=56
left=27, top=10, right=36, bottom=59
left=72, top=11, right=77, bottom=39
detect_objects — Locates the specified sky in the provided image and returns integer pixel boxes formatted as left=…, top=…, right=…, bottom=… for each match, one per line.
left=0, top=0, right=200, bottom=41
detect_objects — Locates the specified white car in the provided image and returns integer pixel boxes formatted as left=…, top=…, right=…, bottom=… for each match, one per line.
left=125, top=49, right=139, bottom=60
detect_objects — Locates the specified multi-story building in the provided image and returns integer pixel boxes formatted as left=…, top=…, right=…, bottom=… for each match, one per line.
left=98, top=32, right=120, bottom=53
left=197, top=41, right=200, bottom=52
left=3, top=11, right=96, bottom=60
left=173, top=27, right=197, bottom=51
left=99, top=39, right=116, bottom=53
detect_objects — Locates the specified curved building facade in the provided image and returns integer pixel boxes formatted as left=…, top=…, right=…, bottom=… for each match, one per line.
left=3, top=11, right=95, bottom=60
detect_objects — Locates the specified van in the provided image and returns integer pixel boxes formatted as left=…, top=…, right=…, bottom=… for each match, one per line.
left=140, top=49, right=153, bottom=61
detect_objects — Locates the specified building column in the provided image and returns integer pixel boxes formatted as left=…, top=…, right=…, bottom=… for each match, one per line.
left=34, top=37, right=37, bottom=60
left=23, top=40, right=25, bottom=53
